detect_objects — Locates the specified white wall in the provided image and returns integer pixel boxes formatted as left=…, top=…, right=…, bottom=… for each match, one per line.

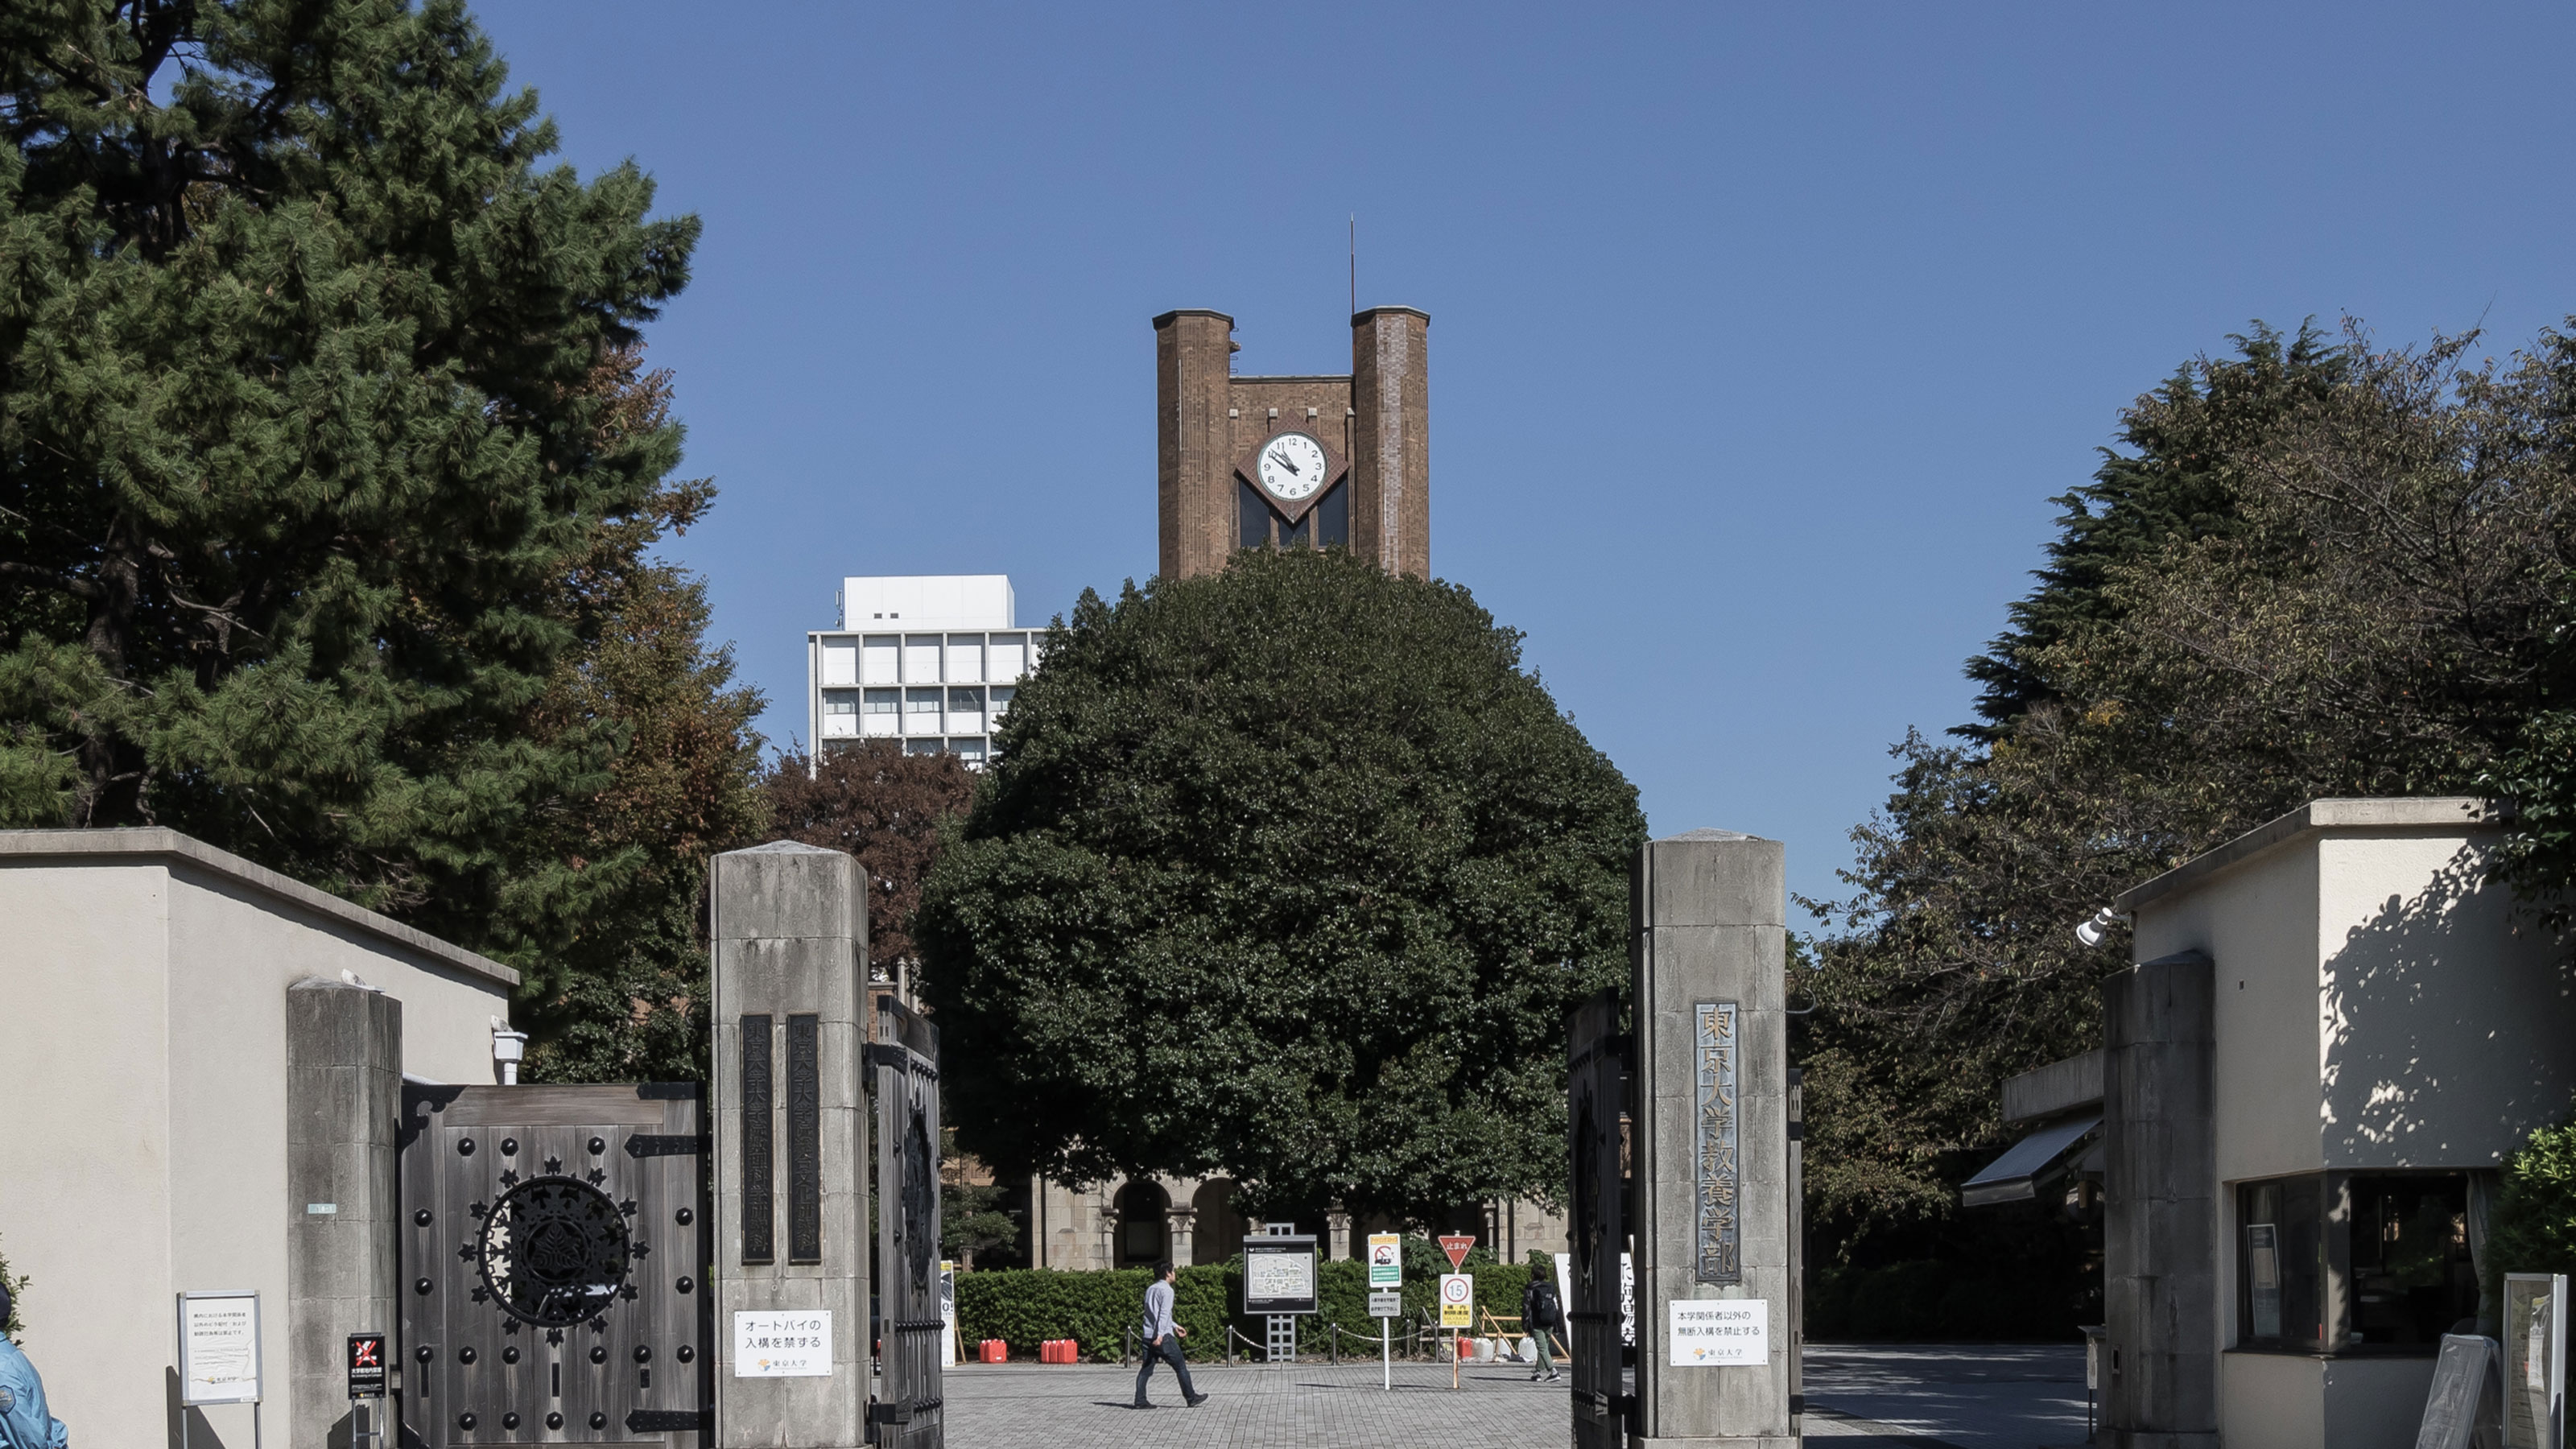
left=2221, top=1351, right=2323, bottom=1449
left=840, top=575, right=1013, bottom=630
left=0, top=837, right=511, bottom=1447
left=2314, top=832, right=2576, bottom=1168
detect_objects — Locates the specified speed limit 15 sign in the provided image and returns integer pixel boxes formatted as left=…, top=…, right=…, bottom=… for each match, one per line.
left=1438, top=1273, right=1472, bottom=1329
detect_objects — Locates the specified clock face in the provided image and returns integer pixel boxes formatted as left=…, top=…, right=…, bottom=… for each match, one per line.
left=1256, top=431, right=1331, bottom=504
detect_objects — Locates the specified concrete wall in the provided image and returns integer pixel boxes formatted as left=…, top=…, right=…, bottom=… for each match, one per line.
left=2101, top=952, right=2218, bottom=1449
left=2131, top=839, right=2322, bottom=1185
left=2219, top=1352, right=2322, bottom=1448
left=0, top=832, right=514, bottom=1448
left=2314, top=832, right=2576, bottom=1169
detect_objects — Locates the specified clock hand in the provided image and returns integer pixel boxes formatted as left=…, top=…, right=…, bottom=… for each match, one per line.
left=1269, top=448, right=1300, bottom=474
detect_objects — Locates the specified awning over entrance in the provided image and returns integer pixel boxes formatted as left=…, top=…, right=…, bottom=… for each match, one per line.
left=1961, top=1113, right=2100, bottom=1208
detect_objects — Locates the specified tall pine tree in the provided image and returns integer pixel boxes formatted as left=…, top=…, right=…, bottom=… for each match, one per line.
left=0, top=0, right=700, bottom=972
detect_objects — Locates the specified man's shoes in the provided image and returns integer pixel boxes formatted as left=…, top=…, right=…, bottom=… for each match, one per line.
left=1185, top=1392, right=1209, bottom=1407
left=1547, top=1371, right=1563, bottom=1381
left=1133, top=1401, right=1154, bottom=1410
left=1529, top=1369, right=1543, bottom=1381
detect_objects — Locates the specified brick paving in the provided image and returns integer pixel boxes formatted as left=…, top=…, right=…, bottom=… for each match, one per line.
left=939, top=1343, right=2091, bottom=1448
left=943, top=1357, right=1572, bottom=1448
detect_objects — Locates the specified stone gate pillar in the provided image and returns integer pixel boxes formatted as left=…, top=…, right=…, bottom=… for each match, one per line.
left=285, top=977, right=402, bottom=1449
left=712, top=842, right=869, bottom=1447
left=1630, top=829, right=1796, bottom=1448
left=2102, top=951, right=2218, bottom=1449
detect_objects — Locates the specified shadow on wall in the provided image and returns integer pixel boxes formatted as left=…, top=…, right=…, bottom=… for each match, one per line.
left=2323, top=847, right=2576, bottom=1165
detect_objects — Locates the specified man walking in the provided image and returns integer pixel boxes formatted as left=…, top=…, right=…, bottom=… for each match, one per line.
left=0, top=1284, right=69, bottom=1448
left=1133, top=1261, right=1208, bottom=1410
left=1522, top=1265, right=1563, bottom=1382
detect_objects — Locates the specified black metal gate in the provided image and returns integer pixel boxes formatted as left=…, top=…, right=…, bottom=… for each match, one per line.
left=398, top=1084, right=711, bottom=1446
left=1567, top=989, right=1630, bottom=1449
left=869, top=997, right=943, bottom=1448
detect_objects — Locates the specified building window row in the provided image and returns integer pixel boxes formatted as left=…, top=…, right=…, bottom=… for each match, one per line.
left=817, top=630, right=1038, bottom=687
left=820, top=685, right=1012, bottom=740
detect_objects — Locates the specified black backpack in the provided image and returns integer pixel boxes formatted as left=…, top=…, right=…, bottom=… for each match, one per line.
left=1530, top=1278, right=1562, bottom=1329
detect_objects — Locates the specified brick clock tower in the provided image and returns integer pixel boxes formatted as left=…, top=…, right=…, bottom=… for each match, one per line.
left=1154, top=307, right=1430, bottom=580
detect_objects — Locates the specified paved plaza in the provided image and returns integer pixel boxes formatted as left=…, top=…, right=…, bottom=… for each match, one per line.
left=942, top=1343, right=2091, bottom=1448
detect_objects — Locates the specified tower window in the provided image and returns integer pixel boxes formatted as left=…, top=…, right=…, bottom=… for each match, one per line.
left=1315, top=481, right=1349, bottom=548
left=1239, top=478, right=1271, bottom=549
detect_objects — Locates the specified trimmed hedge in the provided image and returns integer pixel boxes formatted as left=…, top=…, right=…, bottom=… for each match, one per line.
left=953, top=1244, right=1539, bottom=1360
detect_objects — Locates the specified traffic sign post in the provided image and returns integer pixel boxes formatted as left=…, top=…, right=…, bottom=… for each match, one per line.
left=1439, top=1273, right=1474, bottom=1389
left=1367, top=1232, right=1403, bottom=1390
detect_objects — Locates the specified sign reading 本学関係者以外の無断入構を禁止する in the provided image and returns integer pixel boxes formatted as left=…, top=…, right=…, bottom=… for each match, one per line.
left=733, top=1309, right=832, bottom=1377
left=178, top=1290, right=262, bottom=1406
left=1668, top=1298, right=1767, bottom=1367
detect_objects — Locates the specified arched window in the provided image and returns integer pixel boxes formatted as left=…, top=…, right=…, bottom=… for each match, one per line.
left=1116, top=1181, right=1169, bottom=1267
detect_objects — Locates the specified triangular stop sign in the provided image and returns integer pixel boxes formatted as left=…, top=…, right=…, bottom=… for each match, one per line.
left=1439, top=1233, right=1475, bottom=1269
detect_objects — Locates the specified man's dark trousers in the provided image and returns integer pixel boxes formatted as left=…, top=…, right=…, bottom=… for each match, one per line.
left=1134, top=1334, right=1198, bottom=1406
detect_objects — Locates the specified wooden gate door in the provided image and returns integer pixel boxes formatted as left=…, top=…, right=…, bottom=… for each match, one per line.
left=1567, top=989, right=1630, bottom=1449
left=399, top=1084, right=710, bottom=1445
left=869, top=997, right=943, bottom=1448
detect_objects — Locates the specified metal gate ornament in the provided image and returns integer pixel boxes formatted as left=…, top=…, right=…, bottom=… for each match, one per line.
left=475, top=1177, right=637, bottom=1327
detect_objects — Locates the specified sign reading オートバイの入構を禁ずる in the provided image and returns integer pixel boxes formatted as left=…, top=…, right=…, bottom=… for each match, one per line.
left=734, top=1309, right=832, bottom=1377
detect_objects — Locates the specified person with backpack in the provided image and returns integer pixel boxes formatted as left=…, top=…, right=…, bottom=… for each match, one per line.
left=1522, top=1265, right=1564, bottom=1383
left=1133, top=1261, right=1208, bottom=1410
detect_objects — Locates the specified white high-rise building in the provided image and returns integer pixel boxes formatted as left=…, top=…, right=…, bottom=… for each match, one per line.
left=804, top=575, right=1041, bottom=767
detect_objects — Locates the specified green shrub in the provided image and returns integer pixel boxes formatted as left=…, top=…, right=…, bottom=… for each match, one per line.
left=952, top=1241, right=1538, bottom=1361
left=0, top=1232, right=23, bottom=1340
left=2487, top=1110, right=2576, bottom=1302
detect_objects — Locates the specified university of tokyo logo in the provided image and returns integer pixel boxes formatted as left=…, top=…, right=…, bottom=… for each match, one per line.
left=477, top=1176, right=634, bottom=1327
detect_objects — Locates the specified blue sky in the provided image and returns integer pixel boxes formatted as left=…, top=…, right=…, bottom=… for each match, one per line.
left=471, top=2, right=2576, bottom=909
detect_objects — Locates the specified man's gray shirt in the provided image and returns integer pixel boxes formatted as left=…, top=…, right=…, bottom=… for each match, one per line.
left=1141, top=1280, right=1177, bottom=1340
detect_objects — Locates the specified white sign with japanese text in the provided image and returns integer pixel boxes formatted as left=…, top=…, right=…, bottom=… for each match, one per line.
left=733, top=1309, right=833, bottom=1377
left=178, top=1291, right=262, bottom=1405
left=1668, top=1298, right=1767, bottom=1367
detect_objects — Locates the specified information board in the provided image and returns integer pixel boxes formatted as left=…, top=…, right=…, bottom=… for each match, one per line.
left=1369, top=1290, right=1403, bottom=1319
left=1668, top=1298, right=1768, bottom=1367
left=1368, top=1232, right=1403, bottom=1288
left=177, top=1290, right=262, bottom=1406
left=1439, top=1273, right=1473, bottom=1329
left=733, top=1309, right=833, bottom=1377
left=1243, top=1235, right=1319, bottom=1315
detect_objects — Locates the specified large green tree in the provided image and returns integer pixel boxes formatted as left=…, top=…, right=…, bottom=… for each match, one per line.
left=915, top=548, right=1645, bottom=1224
left=0, top=0, right=698, bottom=974
left=1806, top=318, right=2576, bottom=1253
